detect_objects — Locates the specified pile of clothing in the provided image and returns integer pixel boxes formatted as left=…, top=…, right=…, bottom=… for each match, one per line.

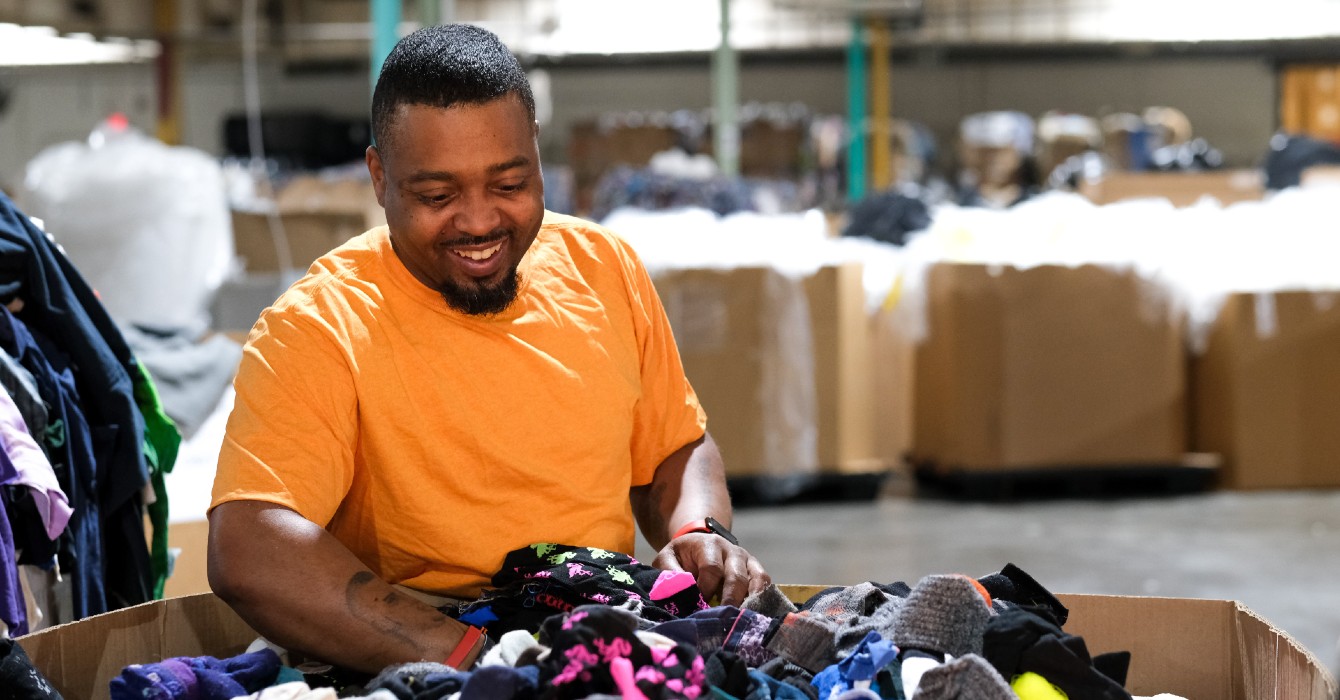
left=86, top=545, right=1180, bottom=700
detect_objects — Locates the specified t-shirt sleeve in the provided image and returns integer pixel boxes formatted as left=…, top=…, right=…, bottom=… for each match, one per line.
left=615, top=237, right=709, bottom=487
left=209, top=309, right=358, bottom=527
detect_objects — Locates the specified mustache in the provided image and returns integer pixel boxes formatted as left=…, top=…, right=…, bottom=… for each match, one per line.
left=442, top=229, right=511, bottom=247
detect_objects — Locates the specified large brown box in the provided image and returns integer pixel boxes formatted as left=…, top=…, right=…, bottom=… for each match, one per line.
left=655, top=266, right=819, bottom=478
left=655, top=264, right=890, bottom=479
left=20, top=589, right=1335, bottom=700
left=1080, top=170, right=1264, bottom=208
left=912, top=263, right=1186, bottom=472
left=1192, top=290, right=1340, bottom=489
left=231, top=176, right=386, bottom=273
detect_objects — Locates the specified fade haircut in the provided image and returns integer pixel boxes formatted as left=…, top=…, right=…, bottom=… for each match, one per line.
left=370, top=23, right=536, bottom=152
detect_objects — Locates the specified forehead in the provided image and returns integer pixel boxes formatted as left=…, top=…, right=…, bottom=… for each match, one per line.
left=381, top=98, right=535, bottom=166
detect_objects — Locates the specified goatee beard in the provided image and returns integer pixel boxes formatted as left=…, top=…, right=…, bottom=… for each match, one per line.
left=440, top=268, right=522, bottom=315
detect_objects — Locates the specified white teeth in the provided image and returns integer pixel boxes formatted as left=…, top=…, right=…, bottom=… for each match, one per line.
left=454, top=241, right=503, bottom=261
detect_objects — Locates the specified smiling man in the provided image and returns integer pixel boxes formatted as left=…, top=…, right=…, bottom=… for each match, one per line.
left=206, top=24, right=770, bottom=675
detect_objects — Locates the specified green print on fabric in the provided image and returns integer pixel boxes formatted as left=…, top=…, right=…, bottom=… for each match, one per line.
left=586, top=548, right=617, bottom=559
left=530, top=543, right=558, bottom=560
left=547, top=551, right=578, bottom=565
left=44, top=418, right=66, bottom=449
left=606, top=566, right=635, bottom=586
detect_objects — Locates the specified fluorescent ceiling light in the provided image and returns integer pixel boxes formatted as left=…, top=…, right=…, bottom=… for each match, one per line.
left=0, top=23, right=159, bottom=66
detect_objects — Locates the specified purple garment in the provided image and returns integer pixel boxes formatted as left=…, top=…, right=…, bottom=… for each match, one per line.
left=0, top=447, right=27, bottom=635
left=0, top=386, right=72, bottom=540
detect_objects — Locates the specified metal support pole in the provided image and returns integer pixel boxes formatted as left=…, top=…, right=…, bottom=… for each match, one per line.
left=869, top=20, right=892, bottom=191
left=713, top=0, right=740, bottom=177
left=371, top=0, right=402, bottom=96
left=846, top=19, right=867, bottom=202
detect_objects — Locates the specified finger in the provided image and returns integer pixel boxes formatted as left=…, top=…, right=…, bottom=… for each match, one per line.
left=653, top=546, right=685, bottom=572
left=685, top=538, right=725, bottom=602
left=717, top=548, right=752, bottom=607
left=745, top=555, right=772, bottom=597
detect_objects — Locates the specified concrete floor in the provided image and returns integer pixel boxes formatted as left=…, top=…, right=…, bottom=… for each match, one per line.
left=641, top=479, right=1340, bottom=682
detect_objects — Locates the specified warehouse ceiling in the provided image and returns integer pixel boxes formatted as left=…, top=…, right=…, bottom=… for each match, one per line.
left=2, top=0, right=1340, bottom=64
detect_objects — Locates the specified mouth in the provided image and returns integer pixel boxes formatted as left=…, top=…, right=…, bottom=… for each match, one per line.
left=451, top=240, right=504, bottom=262
left=444, top=235, right=509, bottom=279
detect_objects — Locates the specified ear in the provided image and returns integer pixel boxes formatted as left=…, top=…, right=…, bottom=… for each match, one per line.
left=366, top=145, right=387, bottom=207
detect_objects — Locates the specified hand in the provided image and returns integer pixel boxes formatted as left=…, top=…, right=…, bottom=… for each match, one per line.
left=653, top=534, right=771, bottom=607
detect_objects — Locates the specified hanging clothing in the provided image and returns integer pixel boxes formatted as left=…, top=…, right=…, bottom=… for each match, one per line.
left=0, top=190, right=154, bottom=612
left=129, top=362, right=181, bottom=599
left=0, top=308, right=103, bottom=620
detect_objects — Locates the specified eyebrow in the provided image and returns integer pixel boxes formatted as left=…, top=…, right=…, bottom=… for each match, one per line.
left=404, top=156, right=534, bottom=185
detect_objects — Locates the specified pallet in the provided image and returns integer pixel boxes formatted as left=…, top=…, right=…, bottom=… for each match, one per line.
left=727, top=469, right=893, bottom=507
left=911, top=460, right=1219, bottom=502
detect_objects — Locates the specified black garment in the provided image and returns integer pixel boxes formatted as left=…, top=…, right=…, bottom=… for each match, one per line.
left=977, top=563, right=1068, bottom=625
left=366, top=663, right=471, bottom=700
left=842, top=191, right=932, bottom=246
left=0, top=309, right=102, bottom=617
left=0, top=191, right=152, bottom=612
left=453, top=544, right=706, bottom=639
left=536, top=605, right=704, bottom=700
left=2, top=638, right=63, bottom=699
left=981, top=607, right=1131, bottom=700
left=1263, top=133, right=1340, bottom=190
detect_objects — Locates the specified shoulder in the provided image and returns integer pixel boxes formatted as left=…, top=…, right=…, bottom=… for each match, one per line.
left=252, top=229, right=387, bottom=350
left=538, top=211, right=644, bottom=273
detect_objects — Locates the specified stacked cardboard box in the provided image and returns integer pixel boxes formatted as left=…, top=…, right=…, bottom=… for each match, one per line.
left=654, top=263, right=899, bottom=481
left=1193, top=290, right=1340, bottom=489
left=910, top=263, right=1187, bottom=473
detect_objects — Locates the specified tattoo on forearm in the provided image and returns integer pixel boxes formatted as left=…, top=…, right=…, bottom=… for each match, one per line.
left=345, top=570, right=421, bottom=652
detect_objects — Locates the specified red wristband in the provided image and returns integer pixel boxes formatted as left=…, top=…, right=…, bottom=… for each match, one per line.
left=673, top=519, right=713, bottom=540
left=444, top=625, right=484, bottom=670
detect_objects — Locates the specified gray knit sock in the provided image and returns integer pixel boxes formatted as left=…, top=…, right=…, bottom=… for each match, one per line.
left=913, top=654, right=1014, bottom=699
left=742, top=583, right=799, bottom=617
left=892, top=575, right=992, bottom=658
left=764, top=612, right=838, bottom=673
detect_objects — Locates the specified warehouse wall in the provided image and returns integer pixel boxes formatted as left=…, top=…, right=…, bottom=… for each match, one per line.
left=0, top=64, right=156, bottom=195
left=545, top=54, right=1279, bottom=170
left=0, top=52, right=1279, bottom=194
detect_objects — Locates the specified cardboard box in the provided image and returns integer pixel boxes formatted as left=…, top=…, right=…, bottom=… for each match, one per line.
left=655, top=264, right=892, bottom=479
left=19, top=588, right=1335, bottom=700
left=1080, top=170, right=1265, bottom=208
left=1192, top=290, right=1340, bottom=489
left=804, top=263, right=886, bottom=475
left=912, top=263, right=1186, bottom=472
left=655, top=266, right=819, bottom=478
left=232, top=176, right=386, bottom=273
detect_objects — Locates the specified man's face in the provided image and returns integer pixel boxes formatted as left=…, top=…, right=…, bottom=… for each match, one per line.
left=367, top=97, right=545, bottom=315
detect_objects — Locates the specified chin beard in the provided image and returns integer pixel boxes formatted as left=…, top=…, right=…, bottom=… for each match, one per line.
left=440, top=269, right=522, bottom=315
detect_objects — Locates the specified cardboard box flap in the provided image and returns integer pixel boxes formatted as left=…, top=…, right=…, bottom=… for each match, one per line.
left=19, top=595, right=256, bottom=700
left=1060, top=593, right=1337, bottom=700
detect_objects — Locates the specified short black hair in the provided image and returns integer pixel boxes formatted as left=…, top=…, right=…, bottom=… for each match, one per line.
left=370, top=23, right=536, bottom=150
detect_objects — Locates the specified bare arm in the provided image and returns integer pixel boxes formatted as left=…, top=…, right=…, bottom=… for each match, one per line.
left=207, top=500, right=483, bottom=674
left=630, top=432, right=770, bottom=605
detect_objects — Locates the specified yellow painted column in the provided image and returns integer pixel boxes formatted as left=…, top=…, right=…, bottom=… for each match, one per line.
left=868, top=19, right=891, bottom=191
left=153, top=0, right=181, bottom=144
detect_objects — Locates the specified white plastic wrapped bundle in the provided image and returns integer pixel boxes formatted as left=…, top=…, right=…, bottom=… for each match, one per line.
left=21, top=119, right=234, bottom=330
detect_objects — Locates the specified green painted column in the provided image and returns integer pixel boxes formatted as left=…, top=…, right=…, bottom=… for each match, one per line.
left=371, top=0, right=401, bottom=95
left=846, top=19, right=867, bottom=202
left=713, top=0, right=740, bottom=177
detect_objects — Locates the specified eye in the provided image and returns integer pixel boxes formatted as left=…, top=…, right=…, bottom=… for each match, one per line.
left=496, top=179, right=528, bottom=194
left=416, top=192, right=451, bottom=207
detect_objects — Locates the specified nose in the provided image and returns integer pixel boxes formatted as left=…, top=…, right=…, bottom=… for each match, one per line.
left=451, top=189, right=502, bottom=237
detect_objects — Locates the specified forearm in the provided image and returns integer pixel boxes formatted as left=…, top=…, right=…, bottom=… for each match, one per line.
left=630, top=432, right=732, bottom=551
left=208, top=501, right=478, bottom=674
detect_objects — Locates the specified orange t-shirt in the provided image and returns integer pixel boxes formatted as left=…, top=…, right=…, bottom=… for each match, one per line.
left=210, top=212, right=707, bottom=598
